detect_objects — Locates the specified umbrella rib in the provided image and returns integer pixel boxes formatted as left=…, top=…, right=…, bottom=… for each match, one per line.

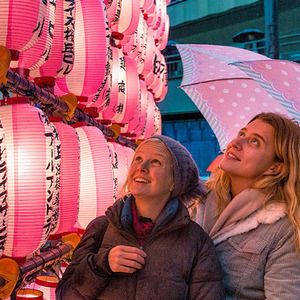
left=180, top=77, right=250, bottom=88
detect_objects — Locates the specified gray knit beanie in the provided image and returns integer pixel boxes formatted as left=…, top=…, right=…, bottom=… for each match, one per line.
left=149, top=135, right=207, bottom=204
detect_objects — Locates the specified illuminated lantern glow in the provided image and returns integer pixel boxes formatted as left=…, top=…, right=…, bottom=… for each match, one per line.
left=50, top=120, right=79, bottom=235
left=0, top=0, right=48, bottom=54
left=87, top=45, right=113, bottom=110
left=100, top=49, right=139, bottom=124
left=124, top=146, right=134, bottom=168
left=100, top=47, right=127, bottom=122
left=153, top=104, right=162, bottom=135
left=151, top=0, right=164, bottom=31
left=75, top=125, right=114, bottom=229
left=0, top=120, right=8, bottom=258
left=136, top=18, right=148, bottom=75
left=107, top=0, right=140, bottom=45
left=118, top=56, right=140, bottom=124
left=123, top=12, right=144, bottom=59
left=145, top=49, right=166, bottom=93
left=107, top=142, right=129, bottom=200
left=143, top=0, right=157, bottom=28
left=56, top=0, right=109, bottom=98
left=36, top=0, right=76, bottom=79
left=48, top=123, right=61, bottom=234
left=153, top=64, right=168, bottom=102
left=24, top=275, right=58, bottom=300
left=157, top=14, right=169, bottom=51
left=18, top=1, right=56, bottom=71
left=0, top=101, right=58, bottom=258
left=126, top=80, right=148, bottom=138
left=16, top=288, right=43, bottom=300
left=140, top=0, right=154, bottom=11
left=140, top=93, right=157, bottom=139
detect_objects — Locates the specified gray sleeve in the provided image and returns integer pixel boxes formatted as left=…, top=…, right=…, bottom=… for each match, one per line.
left=264, top=220, right=300, bottom=300
left=55, top=216, right=112, bottom=300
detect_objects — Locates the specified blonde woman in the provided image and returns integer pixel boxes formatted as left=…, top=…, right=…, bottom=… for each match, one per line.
left=191, top=112, right=300, bottom=299
left=57, top=135, right=224, bottom=300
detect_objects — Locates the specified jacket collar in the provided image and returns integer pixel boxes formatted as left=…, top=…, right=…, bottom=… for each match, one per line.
left=205, top=189, right=287, bottom=245
left=106, top=195, right=190, bottom=234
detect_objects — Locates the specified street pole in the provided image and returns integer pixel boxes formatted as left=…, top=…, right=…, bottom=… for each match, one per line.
left=264, top=0, right=279, bottom=58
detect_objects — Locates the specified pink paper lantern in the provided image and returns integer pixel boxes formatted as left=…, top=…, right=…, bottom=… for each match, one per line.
left=18, top=1, right=56, bottom=70
left=50, top=120, right=79, bottom=235
left=123, top=12, right=144, bottom=59
left=143, top=0, right=157, bottom=28
left=145, top=49, right=167, bottom=94
left=87, top=46, right=113, bottom=110
left=0, top=101, right=59, bottom=258
left=100, top=48, right=139, bottom=125
left=118, top=56, right=140, bottom=124
left=0, top=120, right=8, bottom=258
left=157, top=12, right=169, bottom=50
left=107, top=142, right=130, bottom=200
left=140, top=0, right=154, bottom=11
left=137, top=25, right=157, bottom=78
left=0, top=0, right=48, bottom=54
left=153, top=58, right=168, bottom=102
left=153, top=104, right=162, bottom=134
left=75, top=125, right=114, bottom=229
left=37, top=0, right=76, bottom=79
left=107, top=0, right=140, bottom=44
left=140, top=92, right=157, bottom=139
left=56, top=0, right=109, bottom=98
left=126, top=80, right=149, bottom=137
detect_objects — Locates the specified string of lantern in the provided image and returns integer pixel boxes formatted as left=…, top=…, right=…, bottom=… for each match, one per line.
left=0, top=233, right=80, bottom=300
left=1, top=68, right=138, bottom=151
left=0, top=0, right=171, bottom=298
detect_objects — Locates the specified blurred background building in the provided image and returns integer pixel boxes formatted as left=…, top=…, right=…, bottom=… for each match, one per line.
left=157, top=0, right=300, bottom=178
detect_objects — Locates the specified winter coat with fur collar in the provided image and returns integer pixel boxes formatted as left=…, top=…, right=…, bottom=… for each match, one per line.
left=56, top=196, right=225, bottom=300
left=190, top=189, right=300, bottom=300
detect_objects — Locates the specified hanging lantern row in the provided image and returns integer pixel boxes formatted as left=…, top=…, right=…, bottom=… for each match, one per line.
left=0, top=233, right=80, bottom=300
left=0, top=100, right=141, bottom=260
left=1, top=0, right=169, bottom=108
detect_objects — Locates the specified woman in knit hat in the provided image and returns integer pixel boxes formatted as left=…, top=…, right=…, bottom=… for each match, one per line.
left=191, top=112, right=300, bottom=300
left=56, top=135, right=225, bottom=300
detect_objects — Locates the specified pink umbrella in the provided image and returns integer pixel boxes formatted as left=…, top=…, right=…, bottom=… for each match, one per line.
left=176, top=44, right=293, bottom=150
left=233, top=60, right=300, bottom=122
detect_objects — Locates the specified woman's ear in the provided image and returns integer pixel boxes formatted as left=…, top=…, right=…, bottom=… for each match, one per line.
left=263, top=162, right=283, bottom=176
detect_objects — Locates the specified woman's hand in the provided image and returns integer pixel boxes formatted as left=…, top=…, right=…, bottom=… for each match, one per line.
left=108, top=245, right=147, bottom=273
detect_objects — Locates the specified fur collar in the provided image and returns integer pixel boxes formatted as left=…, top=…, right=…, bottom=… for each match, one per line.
left=214, top=203, right=287, bottom=245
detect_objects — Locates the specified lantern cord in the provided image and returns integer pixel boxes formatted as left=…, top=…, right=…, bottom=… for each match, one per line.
left=0, top=233, right=80, bottom=299
left=1, top=69, right=137, bottom=150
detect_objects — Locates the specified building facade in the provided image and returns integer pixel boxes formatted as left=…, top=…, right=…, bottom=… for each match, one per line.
left=157, top=0, right=300, bottom=177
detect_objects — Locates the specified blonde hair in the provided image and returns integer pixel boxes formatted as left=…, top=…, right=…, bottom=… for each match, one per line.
left=206, top=112, right=300, bottom=250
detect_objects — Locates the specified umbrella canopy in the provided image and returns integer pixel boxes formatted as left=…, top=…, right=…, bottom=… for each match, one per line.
left=176, top=44, right=294, bottom=150
left=233, top=60, right=300, bottom=122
